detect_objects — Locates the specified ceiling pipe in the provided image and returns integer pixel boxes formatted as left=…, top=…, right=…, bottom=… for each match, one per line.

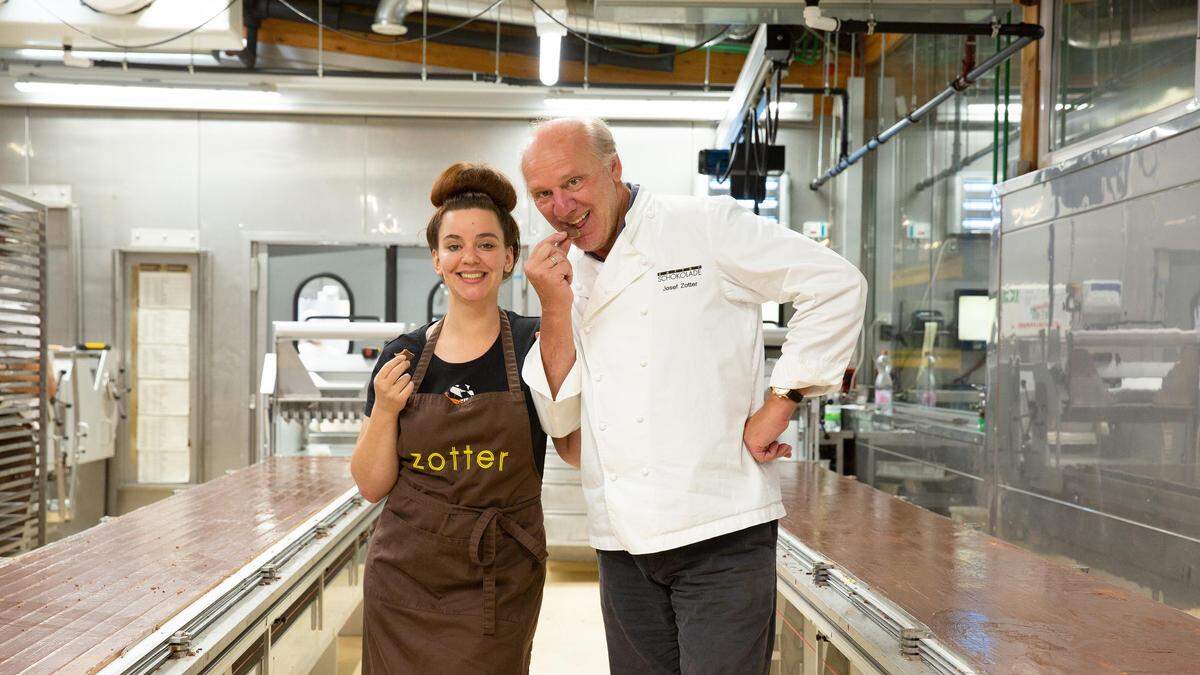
left=810, top=32, right=1039, bottom=190
left=800, top=0, right=1044, bottom=39
left=372, top=0, right=706, bottom=47
left=372, top=0, right=409, bottom=36
left=802, top=1, right=838, bottom=33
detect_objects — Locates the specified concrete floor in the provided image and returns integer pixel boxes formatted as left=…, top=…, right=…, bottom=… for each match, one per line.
left=336, top=560, right=608, bottom=674
left=531, top=560, right=609, bottom=674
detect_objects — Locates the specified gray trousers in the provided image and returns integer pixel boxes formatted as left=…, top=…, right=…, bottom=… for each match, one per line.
left=597, top=521, right=778, bottom=675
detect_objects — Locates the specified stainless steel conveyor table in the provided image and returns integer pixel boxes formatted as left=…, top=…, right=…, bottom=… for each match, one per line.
left=0, top=457, right=379, bottom=674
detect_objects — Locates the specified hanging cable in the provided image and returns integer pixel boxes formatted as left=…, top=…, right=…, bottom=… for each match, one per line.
left=494, top=1, right=502, bottom=80
left=30, top=0, right=238, bottom=50
left=421, top=0, right=428, bottom=79
left=317, top=0, right=324, bottom=77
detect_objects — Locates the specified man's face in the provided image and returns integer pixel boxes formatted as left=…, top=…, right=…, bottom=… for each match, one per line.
left=522, top=128, right=625, bottom=254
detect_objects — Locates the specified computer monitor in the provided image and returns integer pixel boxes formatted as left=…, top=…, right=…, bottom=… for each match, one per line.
left=956, top=290, right=993, bottom=346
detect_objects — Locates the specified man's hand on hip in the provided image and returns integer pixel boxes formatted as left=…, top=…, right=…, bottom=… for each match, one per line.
left=525, top=231, right=574, bottom=313
left=743, top=397, right=795, bottom=463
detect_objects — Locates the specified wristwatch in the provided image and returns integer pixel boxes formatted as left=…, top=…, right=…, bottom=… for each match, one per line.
left=769, top=387, right=804, bottom=403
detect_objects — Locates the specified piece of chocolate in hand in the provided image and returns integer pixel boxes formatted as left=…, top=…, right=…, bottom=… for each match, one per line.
left=564, top=226, right=581, bottom=239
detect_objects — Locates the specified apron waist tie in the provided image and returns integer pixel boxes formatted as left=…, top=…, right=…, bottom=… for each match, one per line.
left=395, top=480, right=547, bottom=636
left=469, top=507, right=548, bottom=636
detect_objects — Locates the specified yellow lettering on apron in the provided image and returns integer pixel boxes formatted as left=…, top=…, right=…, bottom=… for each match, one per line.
left=410, top=448, right=512, bottom=472
left=427, top=452, right=446, bottom=471
left=477, top=449, right=494, bottom=469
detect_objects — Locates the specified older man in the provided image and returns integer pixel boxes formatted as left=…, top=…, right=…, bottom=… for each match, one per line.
left=521, top=118, right=866, bottom=674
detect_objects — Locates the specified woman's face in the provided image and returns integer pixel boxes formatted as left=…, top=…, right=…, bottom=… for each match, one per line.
left=432, top=208, right=513, bottom=305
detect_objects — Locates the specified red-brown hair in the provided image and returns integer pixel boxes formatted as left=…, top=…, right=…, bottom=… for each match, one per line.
left=426, top=162, right=520, bottom=279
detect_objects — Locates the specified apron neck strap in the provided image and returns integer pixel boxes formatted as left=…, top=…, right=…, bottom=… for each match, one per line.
left=410, top=309, right=521, bottom=395
left=411, top=319, right=442, bottom=391
left=497, top=310, right=521, bottom=395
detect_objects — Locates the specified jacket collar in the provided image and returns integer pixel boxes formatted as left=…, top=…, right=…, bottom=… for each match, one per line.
left=576, top=186, right=655, bottom=325
left=585, top=183, right=643, bottom=262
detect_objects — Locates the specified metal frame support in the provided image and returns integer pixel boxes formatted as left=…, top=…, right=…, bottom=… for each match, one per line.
left=811, top=25, right=1043, bottom=190
left=715, top=25, right=795, bottom=150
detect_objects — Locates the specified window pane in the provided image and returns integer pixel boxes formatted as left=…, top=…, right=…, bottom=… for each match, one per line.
left=1052, top=0, right=1197, bottom=150
left=295, top=275, right=353, bottom=356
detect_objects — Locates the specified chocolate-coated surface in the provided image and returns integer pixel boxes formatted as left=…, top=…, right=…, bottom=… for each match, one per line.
left=0, top=457, right=354, bottom=674
left=776, top=462, right=1200, bottom=672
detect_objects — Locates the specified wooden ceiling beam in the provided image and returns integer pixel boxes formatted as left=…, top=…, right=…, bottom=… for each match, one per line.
left=256, top=19, right=850, bottom=89
left=862, top=34, right=911, bottom=67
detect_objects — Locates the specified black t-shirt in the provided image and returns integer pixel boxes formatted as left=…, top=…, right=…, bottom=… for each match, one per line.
left=364, top=311, right=548, bottom=476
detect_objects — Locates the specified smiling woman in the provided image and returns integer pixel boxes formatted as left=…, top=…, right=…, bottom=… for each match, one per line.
left=350, top=162, right=577, bottom=675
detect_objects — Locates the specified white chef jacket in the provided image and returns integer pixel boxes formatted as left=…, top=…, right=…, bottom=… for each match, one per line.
left=523, top=186, right=867, bottom=555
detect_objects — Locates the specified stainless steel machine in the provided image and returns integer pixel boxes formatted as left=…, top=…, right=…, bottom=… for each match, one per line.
left=992, top=103, right=1200, bottom=609
left=258, top=320, right=410, bottom=460
left=46, top=345, right=120, bottom=524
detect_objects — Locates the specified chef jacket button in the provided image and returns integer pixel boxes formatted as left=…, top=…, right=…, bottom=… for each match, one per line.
left=636, top=416, right=644, bottom=423
left=599, top=422, right=608, bottom=431
left=639, top=360, right=647, bottom=368
left=584, top=326, right=591, bottom=334
left=594, top=373, right=603, bottom=382
left=608, top=473, right=618, bottom=482
left=641, top=468, right=650, bottom=477
left=640, top=308, right=648, bottom=316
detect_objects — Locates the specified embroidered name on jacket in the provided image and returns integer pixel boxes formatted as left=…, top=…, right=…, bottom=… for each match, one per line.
left=657, top=265, right=702, bottom=291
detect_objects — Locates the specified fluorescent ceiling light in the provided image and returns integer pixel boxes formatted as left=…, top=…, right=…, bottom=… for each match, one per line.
left=964, top=102, right=1022, bottom=122
left=756, top=100, right=800, bottom=120
left=546, top=97, right=744, bottom=120
left=14, top=81, right=281, bottom=108
left=15, top=48, right=219, bottom=66
left=539, top=34, right=562, bottom=87
left=535, top=6, right=567, bottom=87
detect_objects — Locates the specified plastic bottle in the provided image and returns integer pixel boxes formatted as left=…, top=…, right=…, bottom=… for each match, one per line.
left=916, top=353, right=938, bottom=407
left=874, top=351, right=894, bottom=416
left=823, top=394, right=842, bottom=432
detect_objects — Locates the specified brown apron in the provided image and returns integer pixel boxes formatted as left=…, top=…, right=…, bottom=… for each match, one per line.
left=362, top=310, right=548, bottom=675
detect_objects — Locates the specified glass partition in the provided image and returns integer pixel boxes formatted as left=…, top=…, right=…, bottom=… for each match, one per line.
left=855, top=30, right=1018, bottom=526
left=1051, top=0, right=1198, bottom=150
left=856, top=5, right=1200, bottom=612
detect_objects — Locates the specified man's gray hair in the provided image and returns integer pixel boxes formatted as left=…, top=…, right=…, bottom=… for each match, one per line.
left=528, top=117, right=617, bottom=162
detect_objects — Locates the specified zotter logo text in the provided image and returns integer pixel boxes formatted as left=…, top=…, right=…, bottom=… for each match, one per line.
left=409, top=445, right=510, bottom=473
left=657, top=265, right=702, bottom=292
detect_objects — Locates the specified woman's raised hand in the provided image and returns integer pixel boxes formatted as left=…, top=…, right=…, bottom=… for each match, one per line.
left=373, top=349, right=415, bottom=415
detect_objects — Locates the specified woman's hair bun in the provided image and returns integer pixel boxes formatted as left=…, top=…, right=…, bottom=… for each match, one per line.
left=430, top=162, right=517, bottom=212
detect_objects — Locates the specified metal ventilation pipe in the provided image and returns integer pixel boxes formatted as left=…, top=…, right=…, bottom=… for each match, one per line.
left=372, top=0, right=705, bottom=47
left=373, top=0, right=408, bottom=36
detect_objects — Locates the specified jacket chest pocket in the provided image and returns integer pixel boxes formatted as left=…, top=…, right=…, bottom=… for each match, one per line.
left=652, top=265, right=715, bottom=323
